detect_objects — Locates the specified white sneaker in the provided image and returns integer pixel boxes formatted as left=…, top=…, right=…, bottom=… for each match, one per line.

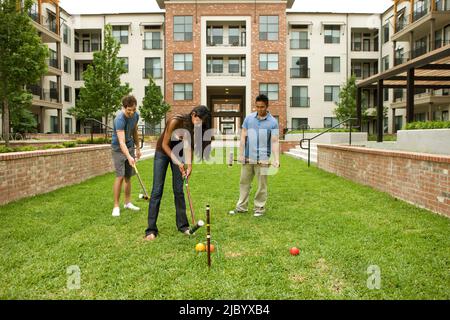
left=112, top=207, right=120, bottom=217
left=124, top=203, right=140, bottom=211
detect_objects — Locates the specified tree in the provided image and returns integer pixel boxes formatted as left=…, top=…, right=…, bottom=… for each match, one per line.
left=139, top=77, right=170, bottom=134
left=69, top=24, right=131, bottom=137
left=9, top=90, right=37, bottom=134
left=334, top=75, right=368, bottom=127
left=0, top=0, right=48, bottom=146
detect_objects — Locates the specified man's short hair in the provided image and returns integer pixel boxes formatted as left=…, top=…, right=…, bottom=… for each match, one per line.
left=256, top=94, right=269, bottom=106
left=122, top=95, right=137, bottom=108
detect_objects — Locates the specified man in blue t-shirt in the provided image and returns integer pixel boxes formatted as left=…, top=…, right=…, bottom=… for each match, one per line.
left=111, top=95, right=141, bottom=217
left=229, top=94, right=280, bottom=217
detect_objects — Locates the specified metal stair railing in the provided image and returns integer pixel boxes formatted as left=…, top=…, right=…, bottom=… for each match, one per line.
left=299, top=118, right=358, bottom=167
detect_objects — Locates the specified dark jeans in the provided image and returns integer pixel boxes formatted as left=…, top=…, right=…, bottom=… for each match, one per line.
left=145, top=151, right=189, bottom=236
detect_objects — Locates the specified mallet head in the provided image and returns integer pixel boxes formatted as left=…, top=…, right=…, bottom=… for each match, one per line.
left=189, top=219, right=204, bottom=235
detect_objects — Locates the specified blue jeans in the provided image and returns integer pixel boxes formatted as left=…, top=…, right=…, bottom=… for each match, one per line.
left=145, top=151, right=189, bottom=236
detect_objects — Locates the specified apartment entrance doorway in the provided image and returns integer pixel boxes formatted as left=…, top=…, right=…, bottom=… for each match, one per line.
left=207, top=86, right=245, bottom=137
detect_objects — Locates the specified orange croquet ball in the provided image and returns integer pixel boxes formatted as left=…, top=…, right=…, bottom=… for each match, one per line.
left=290, top=247, right=300, bottom=256
left=207, top=244, right=215, bottom=252
left=195, top=243, right=206, bottom=252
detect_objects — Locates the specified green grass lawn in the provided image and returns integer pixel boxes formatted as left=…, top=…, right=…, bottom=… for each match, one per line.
left=0, top=152, right=449, bottom=299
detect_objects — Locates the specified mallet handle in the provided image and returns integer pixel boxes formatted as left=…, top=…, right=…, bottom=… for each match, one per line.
left=206, top=205, right=211, bottom=268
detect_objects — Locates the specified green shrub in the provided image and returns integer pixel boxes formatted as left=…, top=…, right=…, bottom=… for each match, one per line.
left=42, top=144, right=64, bottom=149
left=62, top=141, right=78, bottom=148
left=76, top=137, right=111, bottom=144
left=15, top=146, right=38, bottom=152
left=405, top=121, right=450, bottom=130
left=0, top=146, right=15, bottom=153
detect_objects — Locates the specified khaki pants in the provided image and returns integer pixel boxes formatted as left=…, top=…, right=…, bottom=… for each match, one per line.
left=236, top=164, right=268, bottom=213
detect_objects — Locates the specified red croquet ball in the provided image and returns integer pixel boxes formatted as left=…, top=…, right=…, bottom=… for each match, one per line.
left=290, top=247, right=300, bottom=256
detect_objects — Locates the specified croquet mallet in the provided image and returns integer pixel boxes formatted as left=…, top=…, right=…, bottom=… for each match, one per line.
left=133, top=164, right=150, bottom=201
left=184, top=176, right=204, bottom=234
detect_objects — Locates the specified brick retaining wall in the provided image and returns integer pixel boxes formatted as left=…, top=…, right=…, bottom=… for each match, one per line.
left=317, top=144, right=450, bottom=217
left=0, top=145, right=114, bottom=205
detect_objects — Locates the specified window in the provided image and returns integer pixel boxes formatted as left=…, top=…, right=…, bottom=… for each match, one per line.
left=383, top=23, right=389, bottom=43
left=207, top=57, right=223, bottom=73
left=112, top=25, right=129, bottom=44
left=174, top=53, right=193, bottom=71
left=393, top=88, right=404, bottom=101
left=50, top=116, right=58, bottom=133
left=291, top=86, right=309, bottom=107
left=384, top=88, right=389, bottom=101
left=259, top=83, right=278, bottom=101
left=144, top=31, right=162, bottom=49
left=144, top=58, right=162, bottom=79
left=259, top=53, right=278, bottom=70
left=228, top=58, right=240, bottom=74
left=63, top=56, right=71, bottom=74
left=291, top=57, right=309, bottom=78
left=174, top=83, right=193, bottom=100
left=382, top=55, right=389, bottom=72
left=229, top=26, right=240, bottom=46
left=207, top=26, right=223, bottom=45
left=119, top=57, right=129, bottom=72
left=395, top=116, right=403, bottom=131
left=324, top=25, right=340, bottom=44
left=174, top=16, right=193, bottom=41
left=49, top=49, right=58, bottom=68
left=65, top=118, right=72, bottom=134
left=324, top=57, right=340, bottom=72
left=63, top=24, right=71, bottom=46
left=291, top=31, right=309, bottom=49
left=292, top=118, right=308, bottom=130
left=47, top=11, right=56, bottom=33
left=324, top=86, right=340, bottom=102
left=414, top=113, right=426, bottom=122
left=49, top=81, right=58, bottom=100
left=324, top=117, right=339, bottom=128
left=64, top=86, right=71, bottom=103
left=91, top=33, right=101, bottom=51
left=259, top=16, right=278, bottom=41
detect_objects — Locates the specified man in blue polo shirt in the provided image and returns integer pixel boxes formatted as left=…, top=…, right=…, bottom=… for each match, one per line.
left=111, top=95, right=141, bottom=217
left=229, top=94, right=280, bottom=217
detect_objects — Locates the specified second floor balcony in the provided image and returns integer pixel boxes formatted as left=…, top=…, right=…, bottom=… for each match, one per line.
left=351, top=41, right=379, bottom=52
left=143, top=39, right=163, bottom=50
left=142, top=68, right=163, bottom=79
left=290, top=39, right=310, bottom=49
left=290, top=97, right=310, bottom=108
left=28, top=84, right=59, bottom=103
left=290, top=67, right=310, bottom=78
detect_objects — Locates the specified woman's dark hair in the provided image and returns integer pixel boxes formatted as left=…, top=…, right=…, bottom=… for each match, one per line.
left=174, top=105, right=211, bottom=160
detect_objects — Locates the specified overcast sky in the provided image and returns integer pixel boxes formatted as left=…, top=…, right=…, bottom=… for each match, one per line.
left=59, top=0, right=393, bottom=15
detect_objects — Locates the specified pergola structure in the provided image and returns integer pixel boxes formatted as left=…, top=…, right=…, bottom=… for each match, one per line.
left=356, top=44, right=450, bottom=142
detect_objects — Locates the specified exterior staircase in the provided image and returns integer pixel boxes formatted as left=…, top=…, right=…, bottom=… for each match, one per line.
left=284, top=143, right=318, bottom=164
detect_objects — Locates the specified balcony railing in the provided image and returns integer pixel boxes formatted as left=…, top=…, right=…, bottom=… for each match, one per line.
left=351, top=41, right=379, bottom=52
left=435, top=0, right=450, bottom=11
left=394, top=53, right=410, bottom=66
left=412, top=46, right=427, bottom=59
left=395, top=14, right=409, bottom=33
left=290, top=39, right=310, bottom=49
left=435, top=40, right=450, bottom=49
left=28, top=85, right=59, bottom=102
left=143, top=39, right=163, bottom=50
left=413, top=6, right=428, bottom=22
left=290, top=68, right=310, bottom=78
left=207, top=37, right=245, bottom=47
left=290, top=97, right=310, bottom=108
left=142, top=68, right=163, bottom=79
left=75, top=42, right=102, bottom=53
left=352, top=69, right=377, bottom=79
left=47, top=58, right=58, bottom=69
left=28, top=12, right=59, bottom=35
